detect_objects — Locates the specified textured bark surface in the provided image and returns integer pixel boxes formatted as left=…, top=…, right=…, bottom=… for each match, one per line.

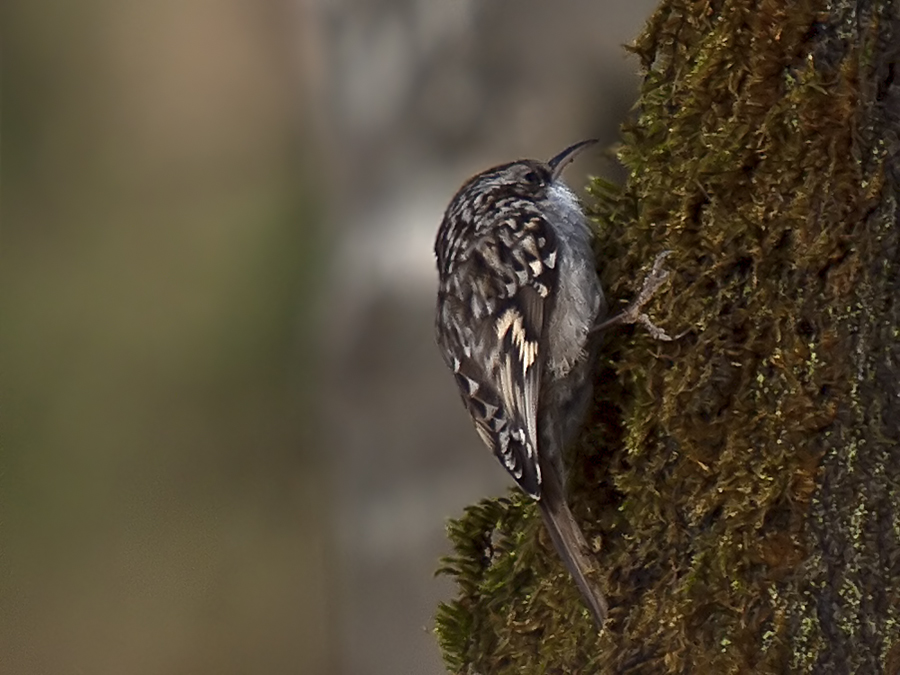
left=435, top=0, right=900, bottom=672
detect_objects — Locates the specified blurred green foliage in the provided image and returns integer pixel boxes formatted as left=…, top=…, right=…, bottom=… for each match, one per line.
left=2, top=3, right=332, bottom=673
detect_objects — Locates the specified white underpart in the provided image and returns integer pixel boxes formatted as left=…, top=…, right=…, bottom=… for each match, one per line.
left=543, top=182, right=604, bottom=378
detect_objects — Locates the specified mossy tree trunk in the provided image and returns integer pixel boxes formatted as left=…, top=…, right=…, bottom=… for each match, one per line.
left=435, top=0, right=900, bottom=672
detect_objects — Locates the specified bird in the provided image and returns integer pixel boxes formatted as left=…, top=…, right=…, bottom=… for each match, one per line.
left=434, top=139, right=671, bottom=630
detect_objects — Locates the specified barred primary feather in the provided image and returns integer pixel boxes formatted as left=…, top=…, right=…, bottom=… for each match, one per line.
left=436, top=186, right=559, bottom=497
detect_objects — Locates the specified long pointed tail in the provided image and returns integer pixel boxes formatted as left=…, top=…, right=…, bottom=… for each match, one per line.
left=538, top=483, right=608, bottom=629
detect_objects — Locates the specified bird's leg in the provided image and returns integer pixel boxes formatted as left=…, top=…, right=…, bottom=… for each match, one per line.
left=592, top=250, right=672, bottom=341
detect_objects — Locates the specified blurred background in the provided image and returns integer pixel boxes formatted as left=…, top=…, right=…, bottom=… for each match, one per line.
left=1, top=1, right=655, bottom=673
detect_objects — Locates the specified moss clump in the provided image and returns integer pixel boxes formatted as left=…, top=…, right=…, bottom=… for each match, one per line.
left=436, top=0, right=900, bottom=672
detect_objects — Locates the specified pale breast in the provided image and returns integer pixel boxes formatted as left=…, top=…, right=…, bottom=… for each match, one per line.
left=542, top=183, right=605, bottom=379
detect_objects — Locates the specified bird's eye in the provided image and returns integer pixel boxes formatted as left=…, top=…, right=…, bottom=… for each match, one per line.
left=523, top=169, right=542, bottom=185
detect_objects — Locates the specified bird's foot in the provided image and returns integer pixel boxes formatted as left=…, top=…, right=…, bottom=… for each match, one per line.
left=592, top=250, right=673, bottom=340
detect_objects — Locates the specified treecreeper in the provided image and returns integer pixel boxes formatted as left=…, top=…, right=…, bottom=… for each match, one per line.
left=434, top=140, right=671, bottom=629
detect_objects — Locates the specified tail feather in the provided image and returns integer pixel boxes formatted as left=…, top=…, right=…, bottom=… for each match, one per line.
left=537, top=476, right=608, bottom=629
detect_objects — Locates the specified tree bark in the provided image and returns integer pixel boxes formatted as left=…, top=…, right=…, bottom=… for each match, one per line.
left=435, top=0, right=900, bottom=672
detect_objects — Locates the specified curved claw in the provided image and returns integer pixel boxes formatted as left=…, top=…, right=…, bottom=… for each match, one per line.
left=592, top=250, right=673, bottom=338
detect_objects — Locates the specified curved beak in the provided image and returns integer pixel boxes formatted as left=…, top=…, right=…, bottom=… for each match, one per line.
left=548, top=139, right=599, bottom=180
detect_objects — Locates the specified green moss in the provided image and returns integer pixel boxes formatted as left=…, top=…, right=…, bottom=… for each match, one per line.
left=435, top=0, right=900, bottom=671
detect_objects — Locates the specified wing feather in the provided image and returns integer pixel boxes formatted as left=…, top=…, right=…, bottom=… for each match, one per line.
left=435, top=211, right=558, bottom=498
